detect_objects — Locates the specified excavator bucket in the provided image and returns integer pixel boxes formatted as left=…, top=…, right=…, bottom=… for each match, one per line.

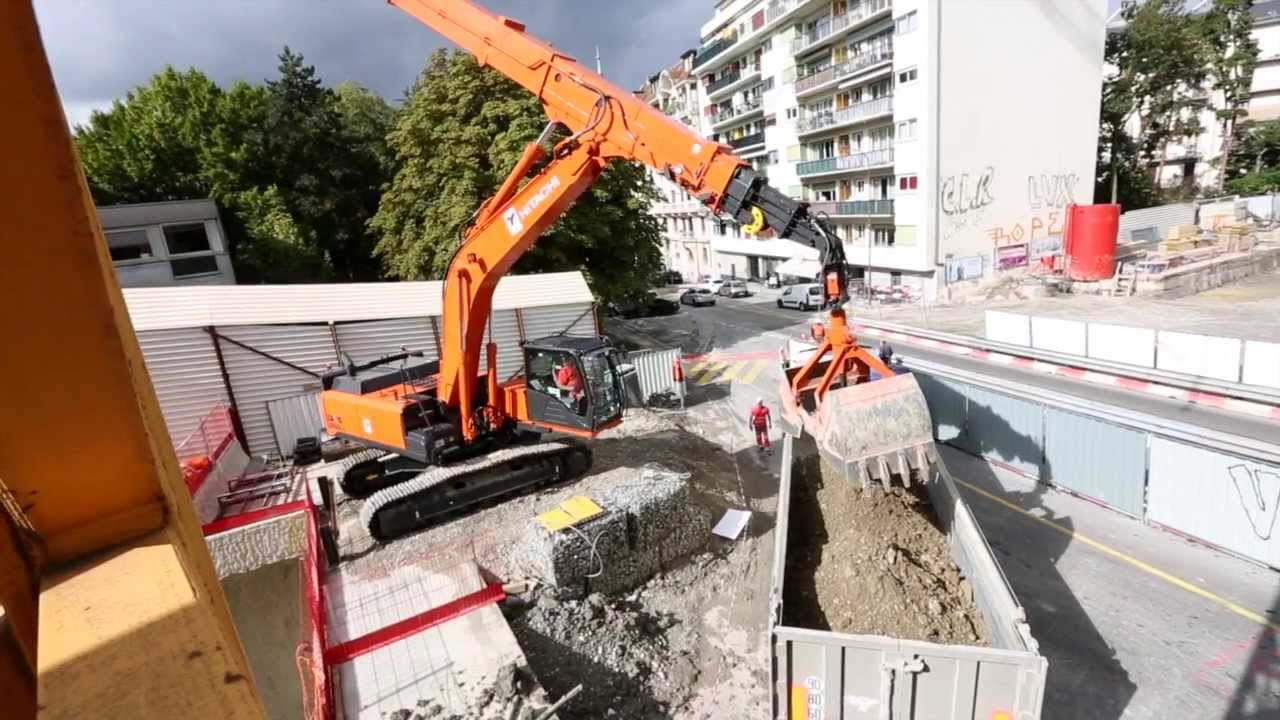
left=779, top=350, right=936, bottom=489
left=811, top=373, right=936, bottom=488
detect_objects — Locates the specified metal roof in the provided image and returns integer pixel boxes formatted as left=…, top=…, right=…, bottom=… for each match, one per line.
left=124, top=271, right=593, bottom=332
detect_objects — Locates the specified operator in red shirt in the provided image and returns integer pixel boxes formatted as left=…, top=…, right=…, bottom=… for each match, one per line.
left=748, top=398, right=772, bottom=454
left=555, top=359, right=586, bottom=413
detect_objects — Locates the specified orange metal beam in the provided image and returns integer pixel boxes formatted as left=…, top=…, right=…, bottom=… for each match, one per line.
left=0, top=3, right=265, bottom=717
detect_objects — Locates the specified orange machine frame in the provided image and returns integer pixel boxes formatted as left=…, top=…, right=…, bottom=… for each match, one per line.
left=389, top=0, right=758, bottom=442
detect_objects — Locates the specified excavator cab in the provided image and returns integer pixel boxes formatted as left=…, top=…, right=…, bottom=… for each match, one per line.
left=522, top=335, right=625, bottom=435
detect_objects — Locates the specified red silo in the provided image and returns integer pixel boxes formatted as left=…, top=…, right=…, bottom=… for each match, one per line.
left=1063, top=203, right=1120, bottom=281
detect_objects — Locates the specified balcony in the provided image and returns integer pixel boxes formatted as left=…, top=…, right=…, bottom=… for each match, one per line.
left=729, top=131, right=766, bottom=150
left=708, top=96, right=764, bottom=129
left=706, top=63, right=763, bottom=100
left=807, top=199, right=894, bottom=216
left=792, top=0, right=891, bottom=55
left=797, top=96, right=893, bottom=135
left=796, top=147, right=894, bottom=177
left=794, top=49, right=893, bottom=96
left=693, top=30, right=739, bottom=68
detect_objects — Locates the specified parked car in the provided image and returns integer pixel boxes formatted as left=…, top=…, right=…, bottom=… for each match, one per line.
left=777, top=283, right=824, bottom=310
left=679, top=287, right=717, bottom=307
left=702, top=278, right=726, bottom=294
left=609, top=292, right=680, bottom=319
left=717, top=280, right=750, bottom=298
left=658, top=269, right=683, bottom=285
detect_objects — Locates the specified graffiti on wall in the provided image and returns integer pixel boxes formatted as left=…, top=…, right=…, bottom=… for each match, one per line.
left=940, top=167, right=995, bottom=241
left=1027, top=173, right=1078, bottom=209
left=940, top=167, right=996, bottom=216
left=1230, top=463, right=1280, bottom=541
left=986, top=210, right=1065, bottom=246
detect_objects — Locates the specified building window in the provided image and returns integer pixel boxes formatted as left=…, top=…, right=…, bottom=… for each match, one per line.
left=897, top=175, right=919, bottom=191
left=170, top=255, right=221, bottom=277
left=786, top=107, right=798, bottom=120
left=897, top=67, right=918, bottom=85
left=895, top=11, right=918, bottom=35
left=762, top=77, right=775, bottom=92
left=873, top=227, right=895, bottom=247
left=105, top=229, right=153, bottom=263
left=768, top=150, right=779, bottom=165
left=891, top=271, right=902, bottom=284
left=164, top=223, right=211, bottom=255
left=896, top=119, right=918, bottom=141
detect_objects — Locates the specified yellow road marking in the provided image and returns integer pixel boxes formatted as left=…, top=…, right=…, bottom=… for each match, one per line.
left=741, top=360, right=765, bottom=385
left=715, top=360, right=749, bottom=383
left=696, top=362, right=726, bottom=385
left=952, top=477, right=1280, bottom=632
left=685, top=359, right=710, bottom=376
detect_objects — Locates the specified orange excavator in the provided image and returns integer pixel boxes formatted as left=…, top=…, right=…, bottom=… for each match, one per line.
left=321, top=0, right=919, bottom=541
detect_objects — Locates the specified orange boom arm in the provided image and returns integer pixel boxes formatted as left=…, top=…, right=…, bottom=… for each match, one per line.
left=389, top=0, right=848, bottom=440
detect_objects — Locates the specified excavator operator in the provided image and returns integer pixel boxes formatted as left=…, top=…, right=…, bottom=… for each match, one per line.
left=555, top=359, right=586, bottom=412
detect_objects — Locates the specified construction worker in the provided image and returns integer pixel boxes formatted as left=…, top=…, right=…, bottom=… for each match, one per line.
left=878, top=339, right=895, bottom=367
left=748, top=398, right=772, bottom=454
left=555, top=359, right=586, bottom=412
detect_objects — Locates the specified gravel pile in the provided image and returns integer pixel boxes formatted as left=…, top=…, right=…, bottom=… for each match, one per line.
left=512, top=466, right=712, bottom=596
left=383, top=661, right=553, bottom=720
left=507, top=585, right=701, bottom=719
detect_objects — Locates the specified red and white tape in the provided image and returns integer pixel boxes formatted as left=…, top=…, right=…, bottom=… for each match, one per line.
left=855, top=325, right=1280, bottom=421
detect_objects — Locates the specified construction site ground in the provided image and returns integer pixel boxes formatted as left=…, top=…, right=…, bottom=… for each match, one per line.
left=615, top=296, right=1280, bottom=719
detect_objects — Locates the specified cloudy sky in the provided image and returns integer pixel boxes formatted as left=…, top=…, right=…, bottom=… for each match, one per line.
left=35, top=0, right=708, bottom=127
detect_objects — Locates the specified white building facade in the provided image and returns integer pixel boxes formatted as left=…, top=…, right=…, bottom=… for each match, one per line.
left=643, top=0, right=1105, bottom=299
left=99, top=199, right=237, bottom=288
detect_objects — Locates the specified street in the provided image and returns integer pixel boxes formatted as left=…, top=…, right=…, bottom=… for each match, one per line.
left=621, top=292, right=1280, bottom=720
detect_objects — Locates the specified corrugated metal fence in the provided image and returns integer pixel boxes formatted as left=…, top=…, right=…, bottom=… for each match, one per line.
left=914, top=369, right=1280, bottom=566
left=625, top=348, right=684, bottom=406
left=138, top=302, right=596, bottom=458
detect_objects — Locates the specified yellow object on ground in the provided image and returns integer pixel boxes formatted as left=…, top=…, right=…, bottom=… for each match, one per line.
left=538, top=496, right=604, bottom=532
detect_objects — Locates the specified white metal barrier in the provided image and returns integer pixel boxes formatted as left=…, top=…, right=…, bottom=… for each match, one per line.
left=986, top=310, right=1279, bottom=389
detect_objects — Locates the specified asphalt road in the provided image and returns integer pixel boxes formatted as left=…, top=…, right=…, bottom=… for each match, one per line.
left=622, top=295, right=1280, bottom=720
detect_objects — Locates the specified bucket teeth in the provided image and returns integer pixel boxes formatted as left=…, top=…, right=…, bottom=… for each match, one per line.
left=803, top=373, right=937, bottom=489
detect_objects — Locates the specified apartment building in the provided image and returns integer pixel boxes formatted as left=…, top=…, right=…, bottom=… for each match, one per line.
left=643, top=0, right=1105, bottom=299
left=1113, top=0, right=1280, bottom=191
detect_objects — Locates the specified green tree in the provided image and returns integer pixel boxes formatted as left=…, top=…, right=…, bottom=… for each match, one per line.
left=1099, top=0, right=1211, bottom=206
left=75, top=67, right=222, bottom=204
left=373, top=51, right=662, bottom=305
left=1223, top=119, right=1280, bottom=192
left=1202, top=0, right=1260, bottom=193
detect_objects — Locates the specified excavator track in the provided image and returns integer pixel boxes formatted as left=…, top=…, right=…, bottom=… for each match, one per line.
left=337, top=448, right=390, bottom=498
left=360, top=441, right=592, bottom=542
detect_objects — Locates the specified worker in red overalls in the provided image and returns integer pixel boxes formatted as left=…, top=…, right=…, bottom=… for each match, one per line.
left=748, top=398, right=772, bottom=455
left=555, top=359, right=586, bottom=413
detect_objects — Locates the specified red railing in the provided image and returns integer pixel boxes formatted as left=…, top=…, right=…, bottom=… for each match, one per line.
left=298, top=483, right=334, bottom=720
left=175, top=403, right=236, bottom=494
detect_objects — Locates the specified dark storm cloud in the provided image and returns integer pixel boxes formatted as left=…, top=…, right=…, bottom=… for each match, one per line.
left=35, top=0, right=708, bottom=126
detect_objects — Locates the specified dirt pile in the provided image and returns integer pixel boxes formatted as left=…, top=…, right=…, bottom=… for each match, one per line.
left=508, top=587, right=702, bottom=719
left=783, top=454, right=988, bottom=645
left=385, top=661, right=552, bottom=720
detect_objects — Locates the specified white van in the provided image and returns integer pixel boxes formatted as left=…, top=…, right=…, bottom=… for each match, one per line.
left=776, top=283, right=824, bottom=310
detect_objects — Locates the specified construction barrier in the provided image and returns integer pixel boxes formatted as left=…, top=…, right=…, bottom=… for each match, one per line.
left=624, top=347, right=684, bottom=408
left=986, top=310, right=1280, bottom=389
left=299, top=485, right=334, bottom=720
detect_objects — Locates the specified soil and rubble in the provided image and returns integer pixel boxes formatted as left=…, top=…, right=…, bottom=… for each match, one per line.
left=783, top=454, right=989, bottom=645
left=330, top=410, right=774, bottom=719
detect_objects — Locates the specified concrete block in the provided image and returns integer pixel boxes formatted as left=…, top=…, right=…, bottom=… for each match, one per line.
left=206, top=511, right=307, bottom=577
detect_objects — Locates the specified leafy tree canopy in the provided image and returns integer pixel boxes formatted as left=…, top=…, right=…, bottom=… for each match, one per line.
left=372, top=50, right=662, bottom=305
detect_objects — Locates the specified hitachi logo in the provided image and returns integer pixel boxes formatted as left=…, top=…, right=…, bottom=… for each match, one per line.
left=503, top=176, right=562, bottom=236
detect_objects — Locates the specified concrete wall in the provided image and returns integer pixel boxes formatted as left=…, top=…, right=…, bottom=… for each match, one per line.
left=222, top=560, right=305, bottom=720
left=935, top=0, right=1105, bottom=287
